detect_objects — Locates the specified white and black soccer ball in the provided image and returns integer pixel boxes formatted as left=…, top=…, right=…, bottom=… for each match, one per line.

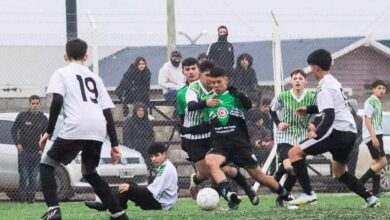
left=196, top=187, right=220, bottom=211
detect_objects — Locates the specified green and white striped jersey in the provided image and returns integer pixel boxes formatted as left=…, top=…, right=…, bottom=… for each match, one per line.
left=363, top=95, right=383, bottom=142
left=271, top=89, right=315, bottom=145
left=184, top=80, right=212, bottom=140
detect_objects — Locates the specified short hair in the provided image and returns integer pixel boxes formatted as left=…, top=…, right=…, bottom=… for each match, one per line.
left=218, top=25, right=228, bottom=32
left=307, top=49, right=332, bottom=71
left=29, top=95, right=40, bottom=102
left=261, top=98, right=271, bottom=106
left=209, top=67, right=227, bottom=77
left=66, top=38, right=88, bottom=61
left=181, top=57, right=198, bottom=68
left=372, top=80, right=387, bottom=89
left=290, top=69, right=307, bottom=78
left=197, top=52, right=207, bottom=61
left=147, top=142, right=168, bottom=155
left=199, top=60, right=215, bottom=73
left=170, top=50, right=182, bottom=58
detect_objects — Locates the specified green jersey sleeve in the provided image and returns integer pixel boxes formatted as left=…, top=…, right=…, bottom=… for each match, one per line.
left=177, top=86, right=188, bottom=116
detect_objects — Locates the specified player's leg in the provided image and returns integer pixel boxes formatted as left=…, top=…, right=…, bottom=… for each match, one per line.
left=81, top=140, right=128, bottom=220
left=274, top=144, right=296, bottom=207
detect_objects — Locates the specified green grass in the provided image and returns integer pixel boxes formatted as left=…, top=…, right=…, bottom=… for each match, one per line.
left=1, top=194, right=390, bottom=220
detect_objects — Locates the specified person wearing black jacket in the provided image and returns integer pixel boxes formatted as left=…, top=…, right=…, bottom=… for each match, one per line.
left=231, top=53, right=258, bottom=100
left=11, top=95, right=48, bottom=203
left=206, top=25, right=234, bottom=74
left=116, top=57, right=151, bottom=117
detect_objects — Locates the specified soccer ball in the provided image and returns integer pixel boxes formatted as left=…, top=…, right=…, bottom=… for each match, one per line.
left=196, top=187, right=220, bottom=211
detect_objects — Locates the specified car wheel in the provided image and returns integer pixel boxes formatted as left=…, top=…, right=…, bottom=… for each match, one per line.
left=380, top=155, right=390, bottom=191
left=55, top=166, right=73, bottom=201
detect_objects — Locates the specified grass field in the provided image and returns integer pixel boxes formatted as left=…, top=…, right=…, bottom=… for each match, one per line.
left=1, top=194, right=390, bottom=220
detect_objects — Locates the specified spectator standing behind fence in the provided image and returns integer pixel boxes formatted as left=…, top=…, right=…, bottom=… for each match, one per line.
left=158, top=51, right=185, bottom=103
left=11, top=95, right=48, bottom=203
left=116, top=57, right=151, bottom=117
left=231, top=53, right=258, bottom=100
left=206, top=25, right=234, bottom=74
left=123, top=102, right=155, bottom=175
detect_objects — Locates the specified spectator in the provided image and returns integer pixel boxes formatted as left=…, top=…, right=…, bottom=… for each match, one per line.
left=197, top=52, right=208, bottom=65
left=247, top=98, right=273, bottom=133
left=116, top=57, right=151, bottom=117
left=11, top=95, right=48, bottom=203
left=158, top=51, right=185, bottom=103
left=123, top=102, right=155, bottom=174
left=206, top=25, right=234, bottom=74
left=231, top=53, right=259, bottom=99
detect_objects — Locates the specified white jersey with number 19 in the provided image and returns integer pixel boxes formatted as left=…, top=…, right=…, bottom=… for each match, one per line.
left=46, top=63, right=114, bottom=142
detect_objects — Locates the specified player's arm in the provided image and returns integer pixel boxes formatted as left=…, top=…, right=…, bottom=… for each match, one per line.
left=269, top=96, right=281, bottom=126
left=309, top=89, right=335, bottom=139
left=364, top=102, right=379, bottom=148
left=103, top=108, right=119, bottom=148
left=228, top=86, right=252, bottom=110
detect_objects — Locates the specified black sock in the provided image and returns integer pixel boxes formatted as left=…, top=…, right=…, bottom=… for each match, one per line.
left=360, top=168, right=376, bottom=184
left=231, top=171, right=252, bottom=193
left=372, top=174, right=381, bottom=195
left=215, top=180, right=232, bottom=202
left=83, top=173, right=122, bottom=214
left=283, top=174, right=297, bottom=192
left=40, top=164, right=58, bottom=207
left=292, top=159, right=312, bottom=195
left=193, top=174, right=206, bottom=185
left=338, top=172, right=372, bottom=200
left=273, top=163, right=287, bottom=182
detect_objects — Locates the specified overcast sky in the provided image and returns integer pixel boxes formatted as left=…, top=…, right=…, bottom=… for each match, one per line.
left=0, top=0, right=390, bottom=45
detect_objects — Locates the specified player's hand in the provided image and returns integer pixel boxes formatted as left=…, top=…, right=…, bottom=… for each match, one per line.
left=307, top=131, right=318, bottom=139
left=16, top=144, right=23, bottom=155
left=278, top=122, right=290, bottom=131
left=308, top=123, right=316, bottom=132
left=39, top=132, right=51, bottom=153
left=372, top=136, right=380, bottom=149
left=206, top=95, right=220, bottom=107
left=111, top=146, right=122, bottom=164
left=296, top=107, right=307, bottom=117
left=118, top=183, right=130, bottom=193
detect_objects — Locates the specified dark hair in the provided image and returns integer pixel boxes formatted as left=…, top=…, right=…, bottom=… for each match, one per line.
left=372, top=80, right=387, bottom=89
left=182, top=57, right=198, bottom=68
left=210, top=67, right=226, bottom=77
left=307, top=49, right=332, bottom=71
left=261, top=98, right=271, bottom=106
left=134, top=57, right=147, bottom=67
left=147, top=142, right=168, bottom=155
left=29, top=95, right=40, bottom=102
left=66, top=38, right=88, bottom=61
left=237, top=53, right=253, bottom=68
left=170, top=50, right=182, bottom=58
left=290, top=69, right=307, bottom=78
left=218, top=25, right=228, bottom=32
left=198, top=52, right=207, bottom=61
left=199, top=60, right=215, bottom=73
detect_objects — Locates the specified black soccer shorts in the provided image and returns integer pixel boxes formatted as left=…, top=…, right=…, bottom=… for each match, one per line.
left=299, top=129, right=356, bottom=165
left=207, top=144, right=259, bottom=169
left=277, top=143, right=294, bottom=162
left=366, top=135, right=385, bottom=160
left=186, top=138, right=211, bottom=163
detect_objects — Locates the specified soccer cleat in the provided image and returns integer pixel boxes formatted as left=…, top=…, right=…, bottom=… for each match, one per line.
left=245, top=187, right=260, bottom=206
left=287, top=192, right=317, bottom=206
left=276, top=192, right=294, bottom=208
left=189, top=173, right=199, bottom=200
left=41, top=207, right=62, bottom=220
left=227, top=192, right=241, bottom=210
left=84, top=201, right=108, bottom=211
left=363, top=196, right=380, bottom=208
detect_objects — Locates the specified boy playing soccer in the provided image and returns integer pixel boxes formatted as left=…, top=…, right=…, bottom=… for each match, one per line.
left=39, top=38, right=128, bottom=220
left=270, top=69, right=315, bottom=207
left=85, top=142, right=178, bottom=211
left=360, top=80, right=387, bottom=196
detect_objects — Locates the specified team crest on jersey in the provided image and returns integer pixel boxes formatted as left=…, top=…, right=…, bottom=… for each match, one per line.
left=217, top=107, right=228, bottom=119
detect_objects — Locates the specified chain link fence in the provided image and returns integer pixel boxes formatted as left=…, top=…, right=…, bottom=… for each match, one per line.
left=0, top=33, right=390, bottom=203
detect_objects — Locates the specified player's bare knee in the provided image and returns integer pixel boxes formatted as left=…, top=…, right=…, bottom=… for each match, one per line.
left=205, top=158, right=219, bottom=171
left=284, top=165, right=293, bottom=173
left=222, top=166, right=237, bottom=177
left=288, top=146, right=302, bottom=162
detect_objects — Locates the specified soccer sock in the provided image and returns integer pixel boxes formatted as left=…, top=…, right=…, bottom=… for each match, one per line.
left=40, top=164, right=59, bottom=207
left=194, top=174, right=207, bottom=185
left=273, top=163, right=287, bottom=182
left=291, top=159, right=312, bottom=195
left=338, top=172, right=372, bottom=200
left=283, top=174, right=297, bottom=192
left=359, top=168, right=376, bottom=184
left=231, top=171, right=252, bottom=193
left=372, top=174, right=381, bottom=195
left=83, top=172, right=123, bottom=214
left=215, top=180, right=232, bottom=202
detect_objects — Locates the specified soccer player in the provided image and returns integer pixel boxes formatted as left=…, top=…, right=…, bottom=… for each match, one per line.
left=85, top=142, right=178, bottom=211
left=288, top=49, right=379, bottom=208
left=182, top=67, right=292, bottom=210
left=360, top=80, right=387, bottom=196
left=185, top=60, right=259, bottom=205
left=38, top=38, right=128, bottom=220
left=270, top=69, right=315, bottom=207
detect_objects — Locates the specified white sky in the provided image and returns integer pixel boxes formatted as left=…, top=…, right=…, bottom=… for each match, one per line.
left=0, top=0, right=389, bottom=45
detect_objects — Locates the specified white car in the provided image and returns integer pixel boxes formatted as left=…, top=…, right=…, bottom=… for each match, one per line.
left=0, top=113, right=148, bottom=201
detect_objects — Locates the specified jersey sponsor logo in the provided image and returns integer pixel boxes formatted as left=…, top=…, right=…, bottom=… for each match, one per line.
left=217, top=107, right=228, bottom=119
